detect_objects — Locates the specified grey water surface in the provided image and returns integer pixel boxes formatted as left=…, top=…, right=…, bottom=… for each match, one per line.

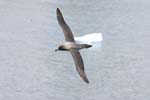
left=0, top=0, right=150, bottom=100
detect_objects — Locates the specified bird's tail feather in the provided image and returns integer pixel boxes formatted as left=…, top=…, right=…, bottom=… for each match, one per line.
left=81, top=44, right=92, bottom=48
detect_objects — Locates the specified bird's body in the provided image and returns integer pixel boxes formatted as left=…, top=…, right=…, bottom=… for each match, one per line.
left=56, top=42, right=92, bottom=51
left=56, top=8, right=92, bottom=84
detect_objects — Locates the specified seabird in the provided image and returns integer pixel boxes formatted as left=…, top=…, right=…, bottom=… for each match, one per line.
left=55, top=8, right=92, bottom=84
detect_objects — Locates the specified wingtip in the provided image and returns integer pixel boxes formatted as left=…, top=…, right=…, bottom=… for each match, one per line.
left=57, top=8, right=60, bottom=11
left=56, top=8, right=61, bottom=15
left=83, top=76, right=90, bottom=84
left=85, top=79, right=89, bottom=84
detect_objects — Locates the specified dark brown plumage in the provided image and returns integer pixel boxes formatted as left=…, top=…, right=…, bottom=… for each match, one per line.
left=56, top=8, right=91, bottom=84
left=57, top=8, right=75, bottom=42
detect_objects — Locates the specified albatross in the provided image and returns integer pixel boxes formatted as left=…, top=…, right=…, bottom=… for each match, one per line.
left=55, top=8, right=92, bottom=84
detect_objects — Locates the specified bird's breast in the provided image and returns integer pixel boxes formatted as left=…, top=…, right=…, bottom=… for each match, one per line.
left=63, top=42, right=79, bottom=50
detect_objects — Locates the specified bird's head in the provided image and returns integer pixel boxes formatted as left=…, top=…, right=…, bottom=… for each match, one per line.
left=55, top=45, right=65, bottom=52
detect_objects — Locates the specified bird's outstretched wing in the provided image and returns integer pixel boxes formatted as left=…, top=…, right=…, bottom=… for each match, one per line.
left=57, top=8, right=75, bottom=42
left=70, top=49, right=89, bottom=83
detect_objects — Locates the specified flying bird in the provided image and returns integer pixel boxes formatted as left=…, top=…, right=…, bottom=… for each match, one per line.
left=55, top=8, right=92, bottom=84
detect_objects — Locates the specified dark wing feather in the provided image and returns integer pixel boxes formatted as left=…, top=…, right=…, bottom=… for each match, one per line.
left=70, top=50, right=89, bottom=83
left=57, top=8, right=75, bottom=42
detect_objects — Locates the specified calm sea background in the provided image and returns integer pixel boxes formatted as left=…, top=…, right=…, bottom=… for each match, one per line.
left=0, top=0, right=150, bottom=100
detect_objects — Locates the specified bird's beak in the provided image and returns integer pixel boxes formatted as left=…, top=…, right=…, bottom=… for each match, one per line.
left=55, top=49, right=58, bottom=52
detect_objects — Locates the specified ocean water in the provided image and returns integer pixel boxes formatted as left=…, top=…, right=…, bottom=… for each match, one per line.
left=0, top=0, right=150, bottom=100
